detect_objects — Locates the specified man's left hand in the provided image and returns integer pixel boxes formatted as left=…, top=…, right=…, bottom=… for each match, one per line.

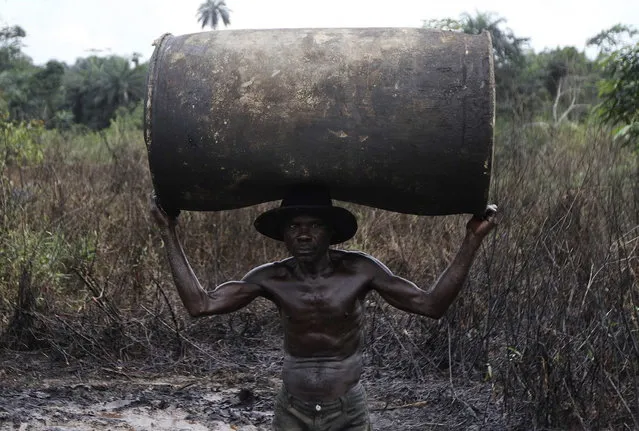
left=466, top=204, right=498, bottom=239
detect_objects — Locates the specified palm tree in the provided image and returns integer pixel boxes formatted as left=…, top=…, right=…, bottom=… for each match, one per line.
left=95, top=56, right=146, bottom=107
left=65, top=56, right=146, bottom=129
left=459, top=12, right=528, bottom=68
left=197, top=0, right=231, bottom=30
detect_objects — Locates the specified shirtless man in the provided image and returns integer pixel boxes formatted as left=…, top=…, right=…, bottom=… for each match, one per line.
left=151, top=186, right=497, bottom=430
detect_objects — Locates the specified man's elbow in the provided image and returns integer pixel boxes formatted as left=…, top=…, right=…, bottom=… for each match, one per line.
left=185, top=305, right=206, bottom=318
left=184, top=299, right=216, bottom=317
left=181, top=292, right=219, bottom=317
left=185, top=301, right=232, bottom=317
left=420, top=302, right=447, bottom=319
left=427, top=309, right=446, bottom=319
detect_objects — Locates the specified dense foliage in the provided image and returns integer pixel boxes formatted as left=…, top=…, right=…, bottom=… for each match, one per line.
left=586, top=24, right=639, bottom=149
left=0, top=14, right=635, bottom=143
left=422, top=12, right=630, bottom=127
left=597, top=43, right=639, bottom=149
left=0, top=26, right=146, bottom=130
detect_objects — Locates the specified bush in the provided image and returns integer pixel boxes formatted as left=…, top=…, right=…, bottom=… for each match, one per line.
left=597, top=42, right=639, bottom=150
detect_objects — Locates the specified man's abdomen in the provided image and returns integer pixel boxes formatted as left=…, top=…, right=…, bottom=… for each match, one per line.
left=282, top=353, right=363, bottom=402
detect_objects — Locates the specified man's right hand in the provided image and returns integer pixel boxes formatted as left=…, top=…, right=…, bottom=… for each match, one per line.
left=466, top=204, right=497, bottom=237
left=150, top=192, right=179, bottom=229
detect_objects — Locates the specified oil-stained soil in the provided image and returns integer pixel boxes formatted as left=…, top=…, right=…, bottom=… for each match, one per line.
left=0, top=353, right=512, bottom=430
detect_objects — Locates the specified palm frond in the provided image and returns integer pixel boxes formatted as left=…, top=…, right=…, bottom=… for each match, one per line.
left=196, top=0, right=231, bottom=30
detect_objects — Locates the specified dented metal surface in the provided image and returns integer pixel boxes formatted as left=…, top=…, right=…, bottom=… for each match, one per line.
left=144, top=28, right=495, bottom=216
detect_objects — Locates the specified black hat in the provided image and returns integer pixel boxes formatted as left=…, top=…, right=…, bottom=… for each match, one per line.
left=254, top=186, right=357, bottom=244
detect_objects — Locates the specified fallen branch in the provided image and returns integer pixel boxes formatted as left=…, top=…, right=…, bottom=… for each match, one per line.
left=372, top=400, right=429, bottom=411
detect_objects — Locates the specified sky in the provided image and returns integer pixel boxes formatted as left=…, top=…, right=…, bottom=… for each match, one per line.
left=1, top=0, right=638, bottom=66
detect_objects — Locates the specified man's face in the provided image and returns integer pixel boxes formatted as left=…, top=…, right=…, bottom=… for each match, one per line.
left=282, top=214, right=333, bottom=262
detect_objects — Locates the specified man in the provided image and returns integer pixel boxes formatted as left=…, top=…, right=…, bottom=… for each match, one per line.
left=150, top=186, right=497, bottom=431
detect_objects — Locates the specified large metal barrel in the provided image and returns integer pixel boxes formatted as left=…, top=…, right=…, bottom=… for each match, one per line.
left=144, top=28, right=494, bottom=216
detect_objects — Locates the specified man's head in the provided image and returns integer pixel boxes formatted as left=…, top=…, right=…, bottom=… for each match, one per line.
left=281, top=212, right=333, bottom=262
left=253, top=185, right=357, bottom=258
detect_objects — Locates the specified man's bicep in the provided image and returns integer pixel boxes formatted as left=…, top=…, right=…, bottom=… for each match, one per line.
left=369, top=265, right=435, bottom=316
left=371, top=271, right=420, bottom=299
left=198, top=280, right=264, bottom=315
left=359, top=253, right=411, bottom=293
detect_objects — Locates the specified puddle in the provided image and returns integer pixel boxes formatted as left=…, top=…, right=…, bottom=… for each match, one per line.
left=93, top=399, right=136, bottom=411
left=102, top=407, right=217, bottom=431
left=85, top=396, right=250, bottom=430
left=14, top=404, right=252, bottom=431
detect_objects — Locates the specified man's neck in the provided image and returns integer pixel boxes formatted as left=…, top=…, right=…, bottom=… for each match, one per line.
left=293, top=252, right=333, bottom=278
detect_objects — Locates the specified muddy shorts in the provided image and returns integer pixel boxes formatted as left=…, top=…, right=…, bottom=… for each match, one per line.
left=272, top=383, right=371, bottom=431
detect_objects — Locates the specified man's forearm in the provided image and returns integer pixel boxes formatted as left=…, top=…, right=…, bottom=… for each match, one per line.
left=160, top=225, right=210, bottom=316
left=427, top=233, right=482, bottom=317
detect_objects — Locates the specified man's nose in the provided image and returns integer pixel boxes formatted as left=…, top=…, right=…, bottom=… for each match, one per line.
left=296, top=226, right=312, bottom=240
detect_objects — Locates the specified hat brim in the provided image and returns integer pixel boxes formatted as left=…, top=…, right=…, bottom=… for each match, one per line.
left=254, top=205, right=357, bottom=244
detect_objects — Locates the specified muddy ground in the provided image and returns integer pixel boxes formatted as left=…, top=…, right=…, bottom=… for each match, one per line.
left=0, top=351, right=514, bottom=431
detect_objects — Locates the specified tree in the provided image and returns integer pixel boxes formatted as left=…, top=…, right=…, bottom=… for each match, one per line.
left=597, top=42, right=639, bottom=149
left=64, top=55, right=147, bottom=129
left=458, top=12, right=528, bottom=70
left=587, top=25, right=639, bottom=149
left=0, top=25, right=66, bottom=124
left=534, top=47, right=596, bottom=125
left=29, top=60, right=66, bottom=123
left=461, top=12, right=530, bottom=117
left=0, top=25, right=36, bottom=121
left=587, top=24, right=638, bottom=56
left=0, top=25, right=29, bottom=72
left=424, top=11, right=530, bottom=118
left=95, top=56, right=145, bottom=108
left=197, top=0, right=231, bottom=30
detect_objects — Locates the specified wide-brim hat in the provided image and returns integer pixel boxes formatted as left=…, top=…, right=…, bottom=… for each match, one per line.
left=254, top=186, right=357, bottom=244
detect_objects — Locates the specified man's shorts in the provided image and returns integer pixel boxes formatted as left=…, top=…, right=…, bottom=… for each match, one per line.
left=272, top=382, right=371, bottom=430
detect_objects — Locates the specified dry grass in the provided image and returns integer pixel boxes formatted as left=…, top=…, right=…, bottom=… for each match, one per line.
left=0, top=118, right=637, bottom=429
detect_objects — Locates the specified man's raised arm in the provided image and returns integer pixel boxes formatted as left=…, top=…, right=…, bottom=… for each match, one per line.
left=150, top=195, right=264, bottom=317
left=367, top=205, right=497, bottom=319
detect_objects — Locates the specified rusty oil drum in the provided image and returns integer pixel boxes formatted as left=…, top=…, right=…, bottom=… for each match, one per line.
left=144, top=28, right=495, bottom=215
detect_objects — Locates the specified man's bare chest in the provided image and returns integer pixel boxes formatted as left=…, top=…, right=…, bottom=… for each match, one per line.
left=264, top=274, right=369, bottom=322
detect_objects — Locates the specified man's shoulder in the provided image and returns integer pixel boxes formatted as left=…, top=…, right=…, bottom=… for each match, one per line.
left=242, top=258, right=293, bottom=283
left=331, top=249, right=387, bottom=271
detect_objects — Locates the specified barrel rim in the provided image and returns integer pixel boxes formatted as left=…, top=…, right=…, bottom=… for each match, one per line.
left=482, top=29, right=496, bottom=212
left=144, top=33, right=173, bottom=152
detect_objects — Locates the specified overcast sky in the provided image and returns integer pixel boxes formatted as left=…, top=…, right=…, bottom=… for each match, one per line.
left=1, top=0, right=638, bottom=65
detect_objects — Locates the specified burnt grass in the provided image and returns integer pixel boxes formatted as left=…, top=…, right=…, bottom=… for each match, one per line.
left=0, top=338, right=509, bottom=431
left=1, top=123, right=639, bottom=429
